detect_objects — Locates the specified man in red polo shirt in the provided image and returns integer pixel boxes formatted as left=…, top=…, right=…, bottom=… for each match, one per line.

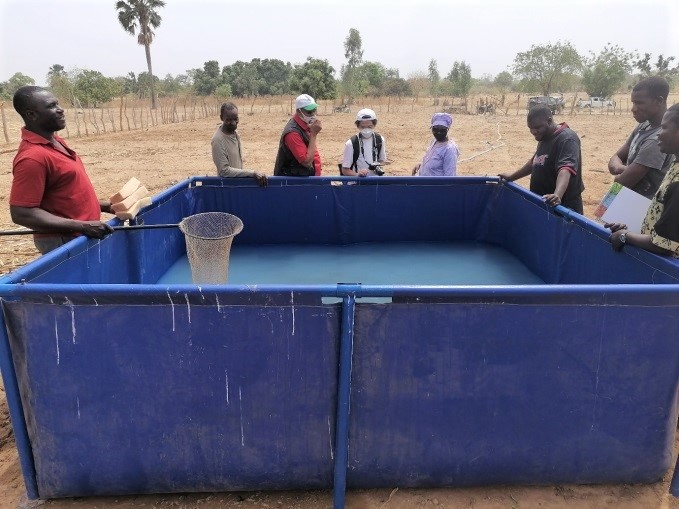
left=10, top=86, right=113, bottom=254
left=273, top=94, right=323, bottom=176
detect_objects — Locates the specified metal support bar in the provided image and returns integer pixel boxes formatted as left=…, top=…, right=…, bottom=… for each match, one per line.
left=333, top=285, right=358, bottom=509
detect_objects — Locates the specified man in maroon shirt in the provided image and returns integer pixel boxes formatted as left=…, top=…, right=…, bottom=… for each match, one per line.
left=273, top=94, right=323, bottom=176
left=10, top=86, right=113, bottom=254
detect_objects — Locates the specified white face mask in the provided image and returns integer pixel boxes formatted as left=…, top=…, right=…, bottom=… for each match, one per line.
left=360, top=128, right=374, bottom=138
left=299, top=111, right=316, bottom=125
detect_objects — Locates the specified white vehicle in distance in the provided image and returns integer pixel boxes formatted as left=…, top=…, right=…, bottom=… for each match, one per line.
left=576, top=96, right=616, bottom=108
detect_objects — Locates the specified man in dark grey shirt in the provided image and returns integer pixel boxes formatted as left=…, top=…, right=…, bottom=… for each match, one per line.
left=608, top=76, right=674, bottom=199
left=211, top=102, right=267, bottom=186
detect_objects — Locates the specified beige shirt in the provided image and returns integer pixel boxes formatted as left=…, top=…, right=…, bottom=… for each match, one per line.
left=211, top=128, right=258, bottom=178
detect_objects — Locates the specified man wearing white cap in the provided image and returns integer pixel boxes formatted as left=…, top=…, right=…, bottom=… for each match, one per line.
left=412, top=112, right=459, bottom=176
left=274, top=94, right=323, bottom=176
left=340, top=108, right=387, bottom=177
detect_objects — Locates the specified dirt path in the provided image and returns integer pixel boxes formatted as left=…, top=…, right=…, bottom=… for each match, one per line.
left=1, top=104, right=679, bottom=508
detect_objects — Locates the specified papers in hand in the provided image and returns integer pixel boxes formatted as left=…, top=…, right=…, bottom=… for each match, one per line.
left=594, top=182, right=651, bottom=234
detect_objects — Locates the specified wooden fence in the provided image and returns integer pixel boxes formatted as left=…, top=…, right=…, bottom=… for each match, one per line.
left=2, top=92, right=677, bottom=146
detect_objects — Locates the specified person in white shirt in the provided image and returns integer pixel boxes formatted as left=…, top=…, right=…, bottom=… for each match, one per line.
left=340, top=108, right=387, bottom=177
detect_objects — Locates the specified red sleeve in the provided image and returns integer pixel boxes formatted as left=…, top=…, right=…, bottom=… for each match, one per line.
left=284, top=131, right=309, bottom=164
left=557, top=165, right=577, bottom=176
left=10, top=157, right=47, bottom=207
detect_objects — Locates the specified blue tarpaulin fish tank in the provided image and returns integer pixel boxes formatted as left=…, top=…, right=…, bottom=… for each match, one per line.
left=1, top=176, right=679, bottom=509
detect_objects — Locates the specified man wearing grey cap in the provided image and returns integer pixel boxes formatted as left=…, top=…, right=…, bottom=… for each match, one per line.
left=274, top=94, right=323, bottom=176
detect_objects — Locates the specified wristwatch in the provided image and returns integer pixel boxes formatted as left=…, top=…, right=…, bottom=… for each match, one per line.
left=619, top=232, right=627, bottom=245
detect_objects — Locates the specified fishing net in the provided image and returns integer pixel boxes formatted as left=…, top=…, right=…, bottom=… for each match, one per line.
left=179, top=212, right=244, bottom=284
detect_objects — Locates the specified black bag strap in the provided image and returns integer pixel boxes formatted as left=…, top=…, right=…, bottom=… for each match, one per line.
left=350, top=133, right=383, bottom=171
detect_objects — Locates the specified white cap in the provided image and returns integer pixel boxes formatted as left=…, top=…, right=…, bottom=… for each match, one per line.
left=356, top=108, right=377, bottom=122
left=295, top=94, right=318, bottom=111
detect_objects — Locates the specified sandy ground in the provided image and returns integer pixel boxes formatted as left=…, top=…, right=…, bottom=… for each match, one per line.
left=1, top=99, right=679, bottom=508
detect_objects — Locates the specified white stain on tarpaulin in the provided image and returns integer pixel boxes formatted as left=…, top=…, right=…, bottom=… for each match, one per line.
left=290, top=291, right=295, bottom=336
left=225, top=369, right=229, bottom=404
left=167, top=291, right=175, bottom=331
left=184, top=293, right=191, bottom=324
left=239, top=386, right=245, bottom=447
left=328, top=415, right=334, bottom=460
left=54, top=317, right=59, bottom=365
left=64, top=297, right=76, bottom=344
left=591, top=314, right=606, bottom=432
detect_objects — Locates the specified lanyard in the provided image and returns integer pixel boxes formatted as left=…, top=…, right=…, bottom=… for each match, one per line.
left=359, top=134, right=378, bottom=164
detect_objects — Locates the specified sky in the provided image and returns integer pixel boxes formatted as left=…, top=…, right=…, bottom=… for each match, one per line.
left=1, top=0, right=678, bottom=85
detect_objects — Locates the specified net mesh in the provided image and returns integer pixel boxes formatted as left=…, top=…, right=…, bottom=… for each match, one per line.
left=178, top=212, right=244, bottom=284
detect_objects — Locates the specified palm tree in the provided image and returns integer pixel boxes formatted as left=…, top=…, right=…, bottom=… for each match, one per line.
left=115, top=0, right=165, bottom=109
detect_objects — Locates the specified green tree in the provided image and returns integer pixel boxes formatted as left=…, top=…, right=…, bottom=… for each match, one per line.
left=214, top=84, right=233, bottom=98
left=289, top=57, right=336, bottom=100
left=0, top=72, right=36, bottom=99
left=357, top=61, right=386, bottom=95
left=73, top=70, right=119, bottom=107
left=512, top=41, right=582, bottom=95
left=428, top=59, right=440, bottom=97
left=193, top=60, right=222, bottom=96
left=115, top=0, right=165, bottom=109
left=231, top=62, right=261, bottom=97
left=407, top=71, right=429, bottom=99
left=222, top=61, right=251, bottom=97
left=159, top=73, right=190, bottom=96
left=582, top=44, right=633, bottom=98
left=137, top=71, right=160, bottom=99
left=47, top=64, right=75, bottom=104
left=341, top=28, right=363, bottom=98
left=634, top=53, right=679, bottom=82
left=447, top=61, right=473, bottom=98
left=493, top=71, right=514, bottom=93
left=381, top=77, right=411, bottom=97
left=255, top=59, right=291, bottom=95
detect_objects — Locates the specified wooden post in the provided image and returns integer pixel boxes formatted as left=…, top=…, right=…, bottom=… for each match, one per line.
left=73, top=109, right=81, bottom=137
left=0, top=102, right=9, bottom=144
left=119, top=97, right=124, bottom=130
left=83, top=109, right=89, bottom=136
left=516, top=94, right=521, bottom=116
left=89, top=109, right=100, bottom=135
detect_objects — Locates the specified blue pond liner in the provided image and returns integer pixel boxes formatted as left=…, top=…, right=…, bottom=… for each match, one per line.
left=1, top=176, right=679, bottom=508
